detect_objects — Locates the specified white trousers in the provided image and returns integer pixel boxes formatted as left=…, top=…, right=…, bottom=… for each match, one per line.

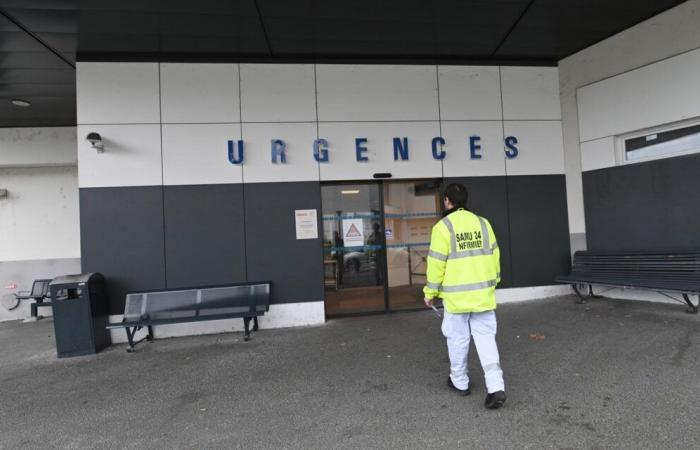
left=441, top=310, right=505, bottom=394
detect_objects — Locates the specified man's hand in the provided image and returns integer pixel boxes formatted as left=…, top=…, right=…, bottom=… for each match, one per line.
left=424, top=297, right=433, bottom=308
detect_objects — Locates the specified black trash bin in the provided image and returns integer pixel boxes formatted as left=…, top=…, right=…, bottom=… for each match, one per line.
left=49, top=273, right=111, bottom=358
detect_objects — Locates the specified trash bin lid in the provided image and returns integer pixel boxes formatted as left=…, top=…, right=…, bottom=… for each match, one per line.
left=49, top=272, right=103, bottom=287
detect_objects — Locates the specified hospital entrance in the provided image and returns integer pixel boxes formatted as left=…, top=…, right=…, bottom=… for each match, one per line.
left=321, top=180, right=442, bottom=316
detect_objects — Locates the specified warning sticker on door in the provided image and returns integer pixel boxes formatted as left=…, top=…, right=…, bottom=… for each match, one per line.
left=342, top=219, right=365, bottom=247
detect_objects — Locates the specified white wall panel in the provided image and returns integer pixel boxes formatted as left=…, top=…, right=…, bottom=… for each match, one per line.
left=318, top=121, right=442, bottom=181
left=0, top=127, right=76, bottom=168
left=77, top=62, right=160, bottom=124
left=504, top=121, right=565, bottom=175
left=240, top=64, right=316, bottom=122
left=162, top=124, right=242, bottom=185
left=0, top=258, right=80, bottom=322
left=77, top=124, right=162, bottom=188
left=241, top=122, right=319, bottom=183
left=501, top=67, right=561, bottom=120
left=0, top=167, right=80, bottom=260
left=437, top=66, right=502, bottom=120
left=74, top=62, right=570, bottom=186
left=160, top=63, right=239, bottom=124
left=581, top=137, right=616, bottom=172
left=577, top=47, right=700, bottom=142
left=496, top=285, right=571, bottom=303
left=316, top=65, right=439, bottom=121
left=441, top=121, right=506, bottom=177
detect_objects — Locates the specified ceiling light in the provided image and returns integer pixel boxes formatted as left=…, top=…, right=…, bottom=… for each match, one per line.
left=11, top=99, right=31, bottom=107
left=341, top=190, right=360, bottom=195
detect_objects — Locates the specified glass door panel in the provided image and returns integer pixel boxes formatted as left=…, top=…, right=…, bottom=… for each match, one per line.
left=322, top=183, right=387, bottom=316
left=383, top=180, right=441, bottom=311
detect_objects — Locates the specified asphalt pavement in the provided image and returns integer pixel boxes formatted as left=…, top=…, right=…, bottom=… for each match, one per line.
left=1, top=295, right=699, bottom=449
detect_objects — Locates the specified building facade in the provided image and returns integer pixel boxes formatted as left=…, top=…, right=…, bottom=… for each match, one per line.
left=75, top=63, right=570, bottom=339
left=2, top=2, right=699, bottom=336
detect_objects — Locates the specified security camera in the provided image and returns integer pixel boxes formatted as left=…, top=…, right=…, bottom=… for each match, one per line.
left=86, top=132, right=104, bottom=152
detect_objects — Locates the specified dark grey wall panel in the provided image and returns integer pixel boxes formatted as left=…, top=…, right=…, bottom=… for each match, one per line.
left=583, top=153, right=700, bottom=252
left=79, top=176, right=573, bottom=316
left=244, top=182, right=324, bottom=304
left=163, top=184, right=246, bottom=289
left=506, top=175, right=571, bottom=286
left=444, top=177, right=513, bottom=288
left=80, top=186, right=166, bottom=315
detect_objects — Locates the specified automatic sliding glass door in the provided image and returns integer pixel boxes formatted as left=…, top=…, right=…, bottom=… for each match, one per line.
left=322, top=183, right=387, bottom=316
left=321, top=180, right=441, bottom=317
left=383, top=180, right=441, bottom=311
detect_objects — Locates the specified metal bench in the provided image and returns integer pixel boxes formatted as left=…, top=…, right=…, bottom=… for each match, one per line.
left=15, top=279, right=52, bottom=319
left=556, top=251, right=700, bottom=314
left=106, top=282, right=271, bottom=352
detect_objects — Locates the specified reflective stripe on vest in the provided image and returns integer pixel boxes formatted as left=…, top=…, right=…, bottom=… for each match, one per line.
left=426, top=281, right=441, bottom=290
left=428, top=250, right=448, bottom=261
left=441, top=215, right=495, bottom=259
left=439, top=279, right=498, bottom=293
left=426, top=279, right=497, bottom=293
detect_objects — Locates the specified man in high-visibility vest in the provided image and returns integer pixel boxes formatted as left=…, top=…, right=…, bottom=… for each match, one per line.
left=424, top=183, right=506, bottom=409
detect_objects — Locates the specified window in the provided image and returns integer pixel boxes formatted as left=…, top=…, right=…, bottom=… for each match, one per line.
left=623, top=122, right=700, bottom=162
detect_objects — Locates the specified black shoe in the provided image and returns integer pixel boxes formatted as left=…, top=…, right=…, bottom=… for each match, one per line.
left=447, top=377, right=471, bottom=396
left=484, top=391, right=506, bottom=409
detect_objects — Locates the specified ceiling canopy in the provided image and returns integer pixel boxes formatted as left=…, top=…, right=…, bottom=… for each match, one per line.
left=0, top=0, right=686, bottom=127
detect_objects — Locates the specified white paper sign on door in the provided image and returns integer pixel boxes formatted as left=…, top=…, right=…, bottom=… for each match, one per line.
left=342, top=218, right=365, bottom=247
left=295, top=209, right=318, bottom=240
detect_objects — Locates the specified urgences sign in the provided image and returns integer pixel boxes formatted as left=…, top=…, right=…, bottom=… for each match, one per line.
left=227, top=135, right=519, bottom=164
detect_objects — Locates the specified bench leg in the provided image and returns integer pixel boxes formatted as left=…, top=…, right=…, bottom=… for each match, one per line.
left=125, top=327, right=136, bottom=353
left=588, top=285, right=603, bottom=299
left=243, top=317, right=251, bottom=341
left=125, top=326, right=152, bottom=352
left=30, top=301, right=46, bottom=319
left=572, top=284, right=586, bottom=304
left=682, top=294, right=699, bottom=314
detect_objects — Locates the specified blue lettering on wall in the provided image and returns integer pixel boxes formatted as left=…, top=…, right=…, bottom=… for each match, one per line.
left=469, top=135, right=482, bottom=160
left=356, top=138, right=368, bottom=162
left=431, top=137, right=446, bottom=160
left=314, top=138, right=329, bottom=163
left=393, top=137, right=409, bottom=161
left=227, top=139, right=244, bottom=165
left=227, top=134, right=521, bottom=165
left=271, top=139, right=287, bottom=163
left=504, top=136, right=519, bottom=159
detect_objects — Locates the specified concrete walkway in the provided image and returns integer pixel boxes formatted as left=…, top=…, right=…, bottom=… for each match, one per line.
left=1, top=295, right=699, bottom=449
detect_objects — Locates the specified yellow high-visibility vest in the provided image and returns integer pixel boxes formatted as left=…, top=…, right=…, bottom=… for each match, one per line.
left=423, top=208, right=501, bottom=313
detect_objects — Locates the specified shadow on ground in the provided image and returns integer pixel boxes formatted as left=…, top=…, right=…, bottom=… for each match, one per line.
left=1, top=295, right=699, bottom=449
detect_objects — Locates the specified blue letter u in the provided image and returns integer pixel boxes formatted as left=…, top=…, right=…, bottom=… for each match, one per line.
left=228, top=140, right=244, bottom=164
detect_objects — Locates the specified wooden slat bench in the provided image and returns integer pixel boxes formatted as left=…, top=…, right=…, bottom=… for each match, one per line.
left=106, top=282, right=271, bottom=352
left=556, top=251, right=700, bottom=314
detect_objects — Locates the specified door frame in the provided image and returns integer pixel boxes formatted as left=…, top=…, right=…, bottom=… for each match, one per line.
left=321, top=178, right=442, bottom=317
